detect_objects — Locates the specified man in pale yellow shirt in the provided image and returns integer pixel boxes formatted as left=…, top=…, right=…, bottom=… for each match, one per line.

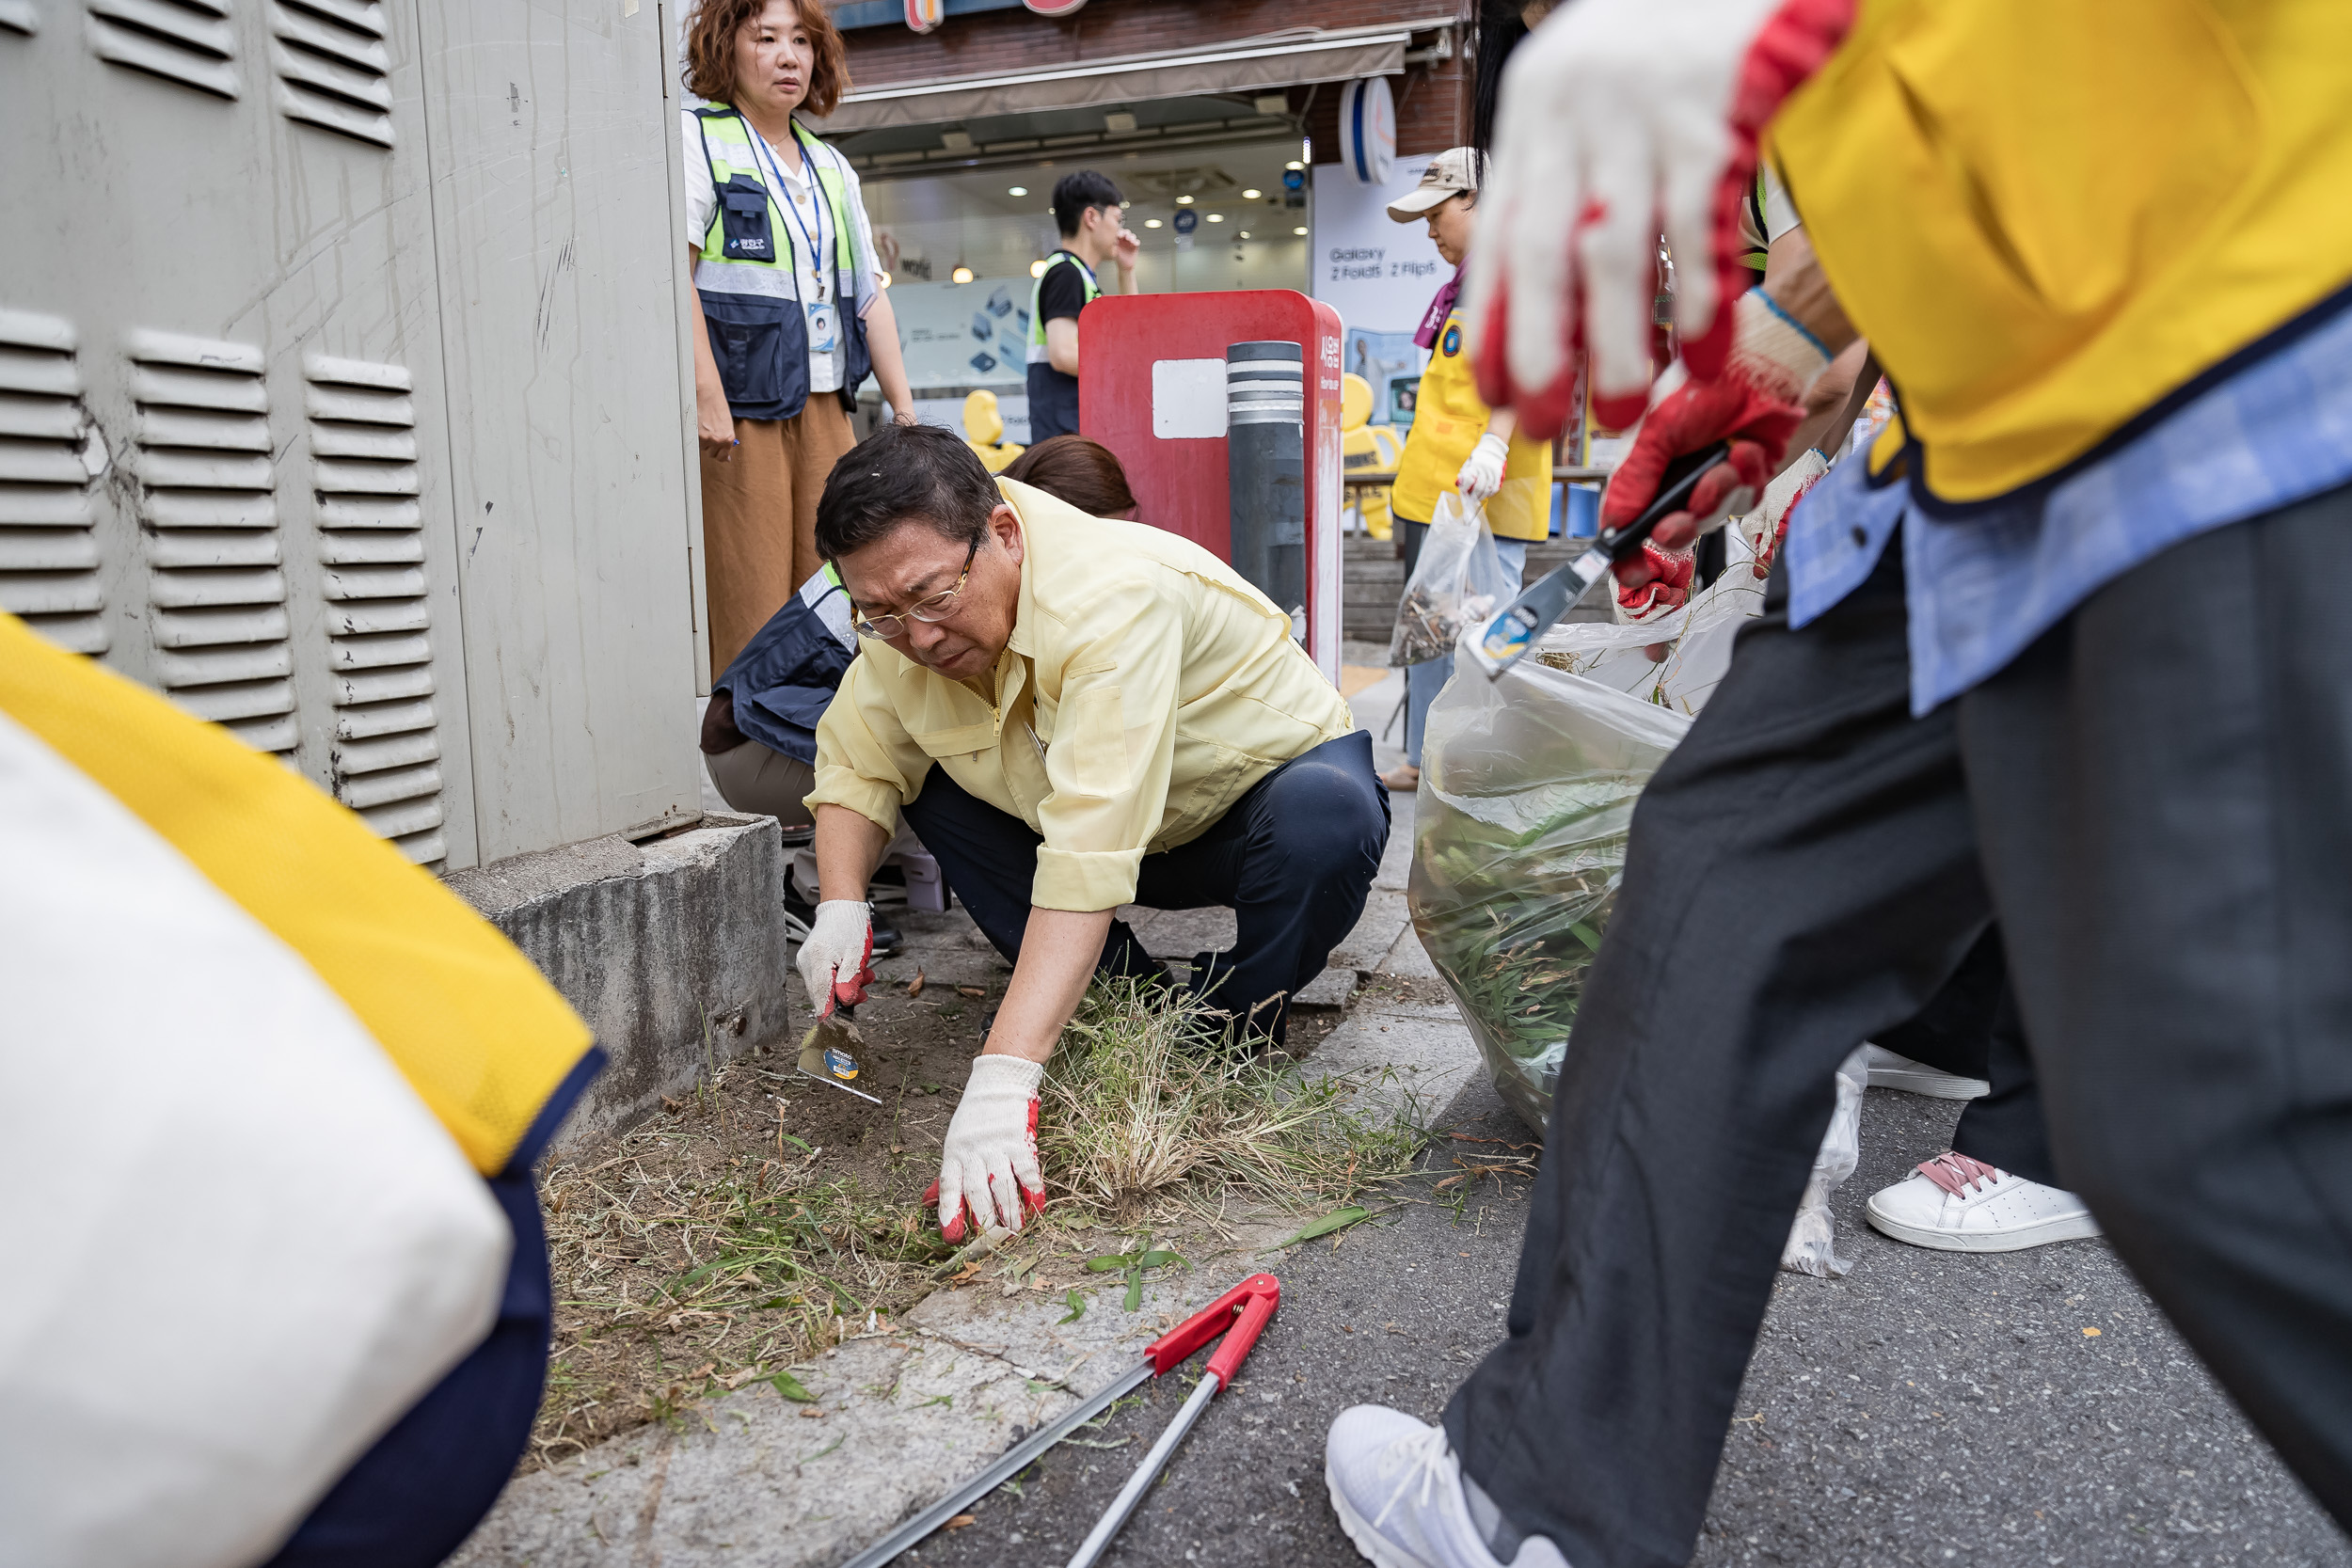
left=793, top=424, right=1386, bottom=1241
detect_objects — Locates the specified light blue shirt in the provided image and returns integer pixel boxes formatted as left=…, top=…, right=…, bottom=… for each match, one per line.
left=1784, top=297, right=2352, bottom=715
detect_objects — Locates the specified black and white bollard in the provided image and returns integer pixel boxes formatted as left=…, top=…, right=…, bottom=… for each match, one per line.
left=1225, top=341, right=1306, bottom=637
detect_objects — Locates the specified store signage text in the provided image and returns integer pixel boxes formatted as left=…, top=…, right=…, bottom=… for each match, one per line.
left=1325, top=246, right=1439, bottom=284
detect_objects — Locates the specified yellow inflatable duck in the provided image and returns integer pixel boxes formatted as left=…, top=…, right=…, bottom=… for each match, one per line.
left=1340, top=372, right=1404, bottom=540
left=963, top=388, right=1025, bottom=475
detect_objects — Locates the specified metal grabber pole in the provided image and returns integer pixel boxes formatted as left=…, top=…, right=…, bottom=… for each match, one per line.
left=1065, top=1273, right=1281, bottom=1568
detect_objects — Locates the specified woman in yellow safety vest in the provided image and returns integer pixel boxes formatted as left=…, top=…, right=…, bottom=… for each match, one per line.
left=680, top=0, right=920, bottom=673
left=1380, top=147, right=1554, bottom=792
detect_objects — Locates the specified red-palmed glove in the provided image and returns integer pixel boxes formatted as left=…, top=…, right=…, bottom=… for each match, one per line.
left=1463, top=0, right=1853, bottom=436
left=793, top=899, right=876, bottom=1018
left=931, top=1053, right=1048, bottom=1242
left=1607, top=289, right=1832, bottom=602
left=1616, top=539, right=1697, bottom=622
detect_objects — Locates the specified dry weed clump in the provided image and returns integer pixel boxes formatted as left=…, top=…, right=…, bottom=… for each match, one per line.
left=531, top=1062, right=955, bottom=1467
left=1041, top=979, right=1427, bottom=1224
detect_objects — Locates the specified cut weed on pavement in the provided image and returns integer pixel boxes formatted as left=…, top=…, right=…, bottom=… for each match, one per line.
left=526, top=968, right=1425, bottom=1470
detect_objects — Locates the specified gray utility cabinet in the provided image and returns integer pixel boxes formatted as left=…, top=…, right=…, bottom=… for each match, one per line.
left=0, top=0, right=711, bottom=871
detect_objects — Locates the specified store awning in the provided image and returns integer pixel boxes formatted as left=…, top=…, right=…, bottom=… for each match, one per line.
left=811, top=19, right=1445, bottom=134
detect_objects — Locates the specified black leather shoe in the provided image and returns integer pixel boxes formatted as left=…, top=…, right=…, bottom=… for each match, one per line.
left=869, top=905, right=903, bottom=958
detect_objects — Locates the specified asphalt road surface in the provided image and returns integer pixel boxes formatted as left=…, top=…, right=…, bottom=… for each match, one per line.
left=906, top=1074, right=2352, bottom=1568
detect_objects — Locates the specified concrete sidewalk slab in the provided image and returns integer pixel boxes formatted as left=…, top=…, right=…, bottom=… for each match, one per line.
left=1327, top=889, right=1410, bottom=974
left=452, top=1235, right=1293, bottom=1568
left=1293, top=968, right=1358, bottom=1009
left=1302, top=1001, right=1480, bottom=1121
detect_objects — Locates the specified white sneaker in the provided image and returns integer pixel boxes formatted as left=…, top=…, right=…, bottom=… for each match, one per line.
left=1324, top=1406, right=1569, bottom=1568
left=1862, top=1044, right=1989, bottom=1100
left=1867, top=1151, right=2102, bottom=1253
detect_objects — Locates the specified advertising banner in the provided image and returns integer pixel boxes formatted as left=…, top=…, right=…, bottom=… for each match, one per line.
left=886, top=277, right=1031, bottom=392
left=1310, top=153, right=1445, bottom=432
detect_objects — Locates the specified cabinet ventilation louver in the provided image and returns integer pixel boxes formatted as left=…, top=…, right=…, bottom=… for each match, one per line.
left=88, top=0, right=241, bottom=99
left=128, top=329, right=296, bottom=755
left=307, top=355, right=443, bottom=867
left=0, top=309, right=106, bottom=656
left=271, top=0, right=391, bottom=149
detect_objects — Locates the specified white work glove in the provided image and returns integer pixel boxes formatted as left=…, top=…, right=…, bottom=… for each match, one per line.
left=1739, top=446, right=1831, bottom=580
left=1463, top=0, right=1853, bottom=437
left=932, top=1053, right=1047, bottom=1242
left=1455, top=432, right=1510, bottom=506
left=794, top=899, right=875, bottom=1018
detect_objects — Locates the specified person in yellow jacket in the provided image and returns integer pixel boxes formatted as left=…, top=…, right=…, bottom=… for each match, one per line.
left=1381, top=147, right=1554, bottom=791
left=792, top=423, right=1387, bottom=1243
left=0, top=614, right=598, bottom=1568
left=1325, top=4, right=2352, bottom=1565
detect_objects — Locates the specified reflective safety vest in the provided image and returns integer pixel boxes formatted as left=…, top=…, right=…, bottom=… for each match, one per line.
left=1393, top=309, right=1553, bottom=541
left=0, top=612, right=599, bottom=1179
left=1772, top=0, right=2352, bottom=504
left=1026, top=249, right=1101, bottom=365
left=693, top=106, right=873, bottom=422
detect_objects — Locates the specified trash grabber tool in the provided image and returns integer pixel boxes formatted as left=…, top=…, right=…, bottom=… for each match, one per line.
left=1065, top=1273, right=1280, bottom=1568
left=838, top=1273, right=1280, bottom=1568
left=1468, top=440, right=1730, bottom=680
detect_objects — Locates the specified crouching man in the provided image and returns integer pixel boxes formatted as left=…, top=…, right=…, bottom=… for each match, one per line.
left=794, top=423, right=1387, bottom=1240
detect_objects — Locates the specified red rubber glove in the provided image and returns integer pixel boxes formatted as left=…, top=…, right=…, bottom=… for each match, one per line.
left=1606, top=290, right=1830, bottom=602
left=1616, top=539, right=1696, bottom=621
left=1463, top=0, right=1854, bottom=437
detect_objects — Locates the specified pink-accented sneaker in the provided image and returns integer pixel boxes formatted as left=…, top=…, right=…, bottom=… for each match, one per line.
left=1867, top=1151, right=2101, bottom=1253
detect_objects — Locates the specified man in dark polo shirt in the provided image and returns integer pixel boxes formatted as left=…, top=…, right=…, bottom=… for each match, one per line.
left=1024, top=169, right=1138, bottom=441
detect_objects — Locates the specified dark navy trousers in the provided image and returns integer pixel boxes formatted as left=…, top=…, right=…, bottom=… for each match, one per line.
left=902, top=730, right=1389, bottom=1043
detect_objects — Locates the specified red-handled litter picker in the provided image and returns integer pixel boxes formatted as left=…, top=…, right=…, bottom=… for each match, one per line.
left=1065, top=1273, right=1279, bottom=1568
left=836, top=1274, right=1280, bottom=1568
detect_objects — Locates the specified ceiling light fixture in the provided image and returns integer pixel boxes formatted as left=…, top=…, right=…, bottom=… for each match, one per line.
left=1241, top=188, right=1263, bottom=199
left=877, top=270, right=893, bottom=288
left=1175, top=194, right=1194, bottom=205
left=1237, top=231, right=1250, bottom=240
left=1144, top=218, right=1163, bottom=229
left=1206, top=213, right=1224, bottom=223
left=1008, top=185, right=1027, bottom=196
left=951, top=264, right=975, bottom=284
left=1292, top=226, right=1309, bottom=236
left=1029, top=259, right=1048, bottom=277
left=1284, top=161, right=1305, bottom=172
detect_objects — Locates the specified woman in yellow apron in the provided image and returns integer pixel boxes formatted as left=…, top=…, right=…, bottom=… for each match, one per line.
left=1381, top=148, right=1553, bottom=791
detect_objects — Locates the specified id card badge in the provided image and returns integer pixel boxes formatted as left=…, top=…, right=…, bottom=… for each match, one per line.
left=805, top=299, right=839, bottom=356
left=718, top=175, right=774, bottom=262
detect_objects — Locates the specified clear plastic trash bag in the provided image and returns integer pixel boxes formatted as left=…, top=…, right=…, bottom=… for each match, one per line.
left=1408, top=639, right=1691, bottom=1131
left=1389, top=490, right=1513, bottom=668
left=1412, top=568, right=1867, bottom=1275
left=1782, top=1044, right=1870, bottom=1277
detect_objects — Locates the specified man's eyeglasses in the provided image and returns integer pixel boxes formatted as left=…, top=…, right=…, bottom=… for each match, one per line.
left=850, top=535, right=980, bottom=640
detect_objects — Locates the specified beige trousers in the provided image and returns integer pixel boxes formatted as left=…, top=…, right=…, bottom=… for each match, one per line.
left=700, top=395, right=857, bottom=673
left=704, top=739, right=817, bottom=832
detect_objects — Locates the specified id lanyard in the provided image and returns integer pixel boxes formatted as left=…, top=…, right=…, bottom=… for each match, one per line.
left=746, top=124, right=832, bottom=307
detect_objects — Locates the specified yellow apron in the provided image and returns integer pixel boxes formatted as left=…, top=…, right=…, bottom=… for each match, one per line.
left=1393, top=309, right=1554, bottom=540
left=1772, top=0, right=2352, bottom=502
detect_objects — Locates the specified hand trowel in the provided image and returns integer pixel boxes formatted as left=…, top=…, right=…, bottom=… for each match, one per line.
left=1468, top=441, right=1730, bottom=680
left=798, top=1005, right=880, bottom=1103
